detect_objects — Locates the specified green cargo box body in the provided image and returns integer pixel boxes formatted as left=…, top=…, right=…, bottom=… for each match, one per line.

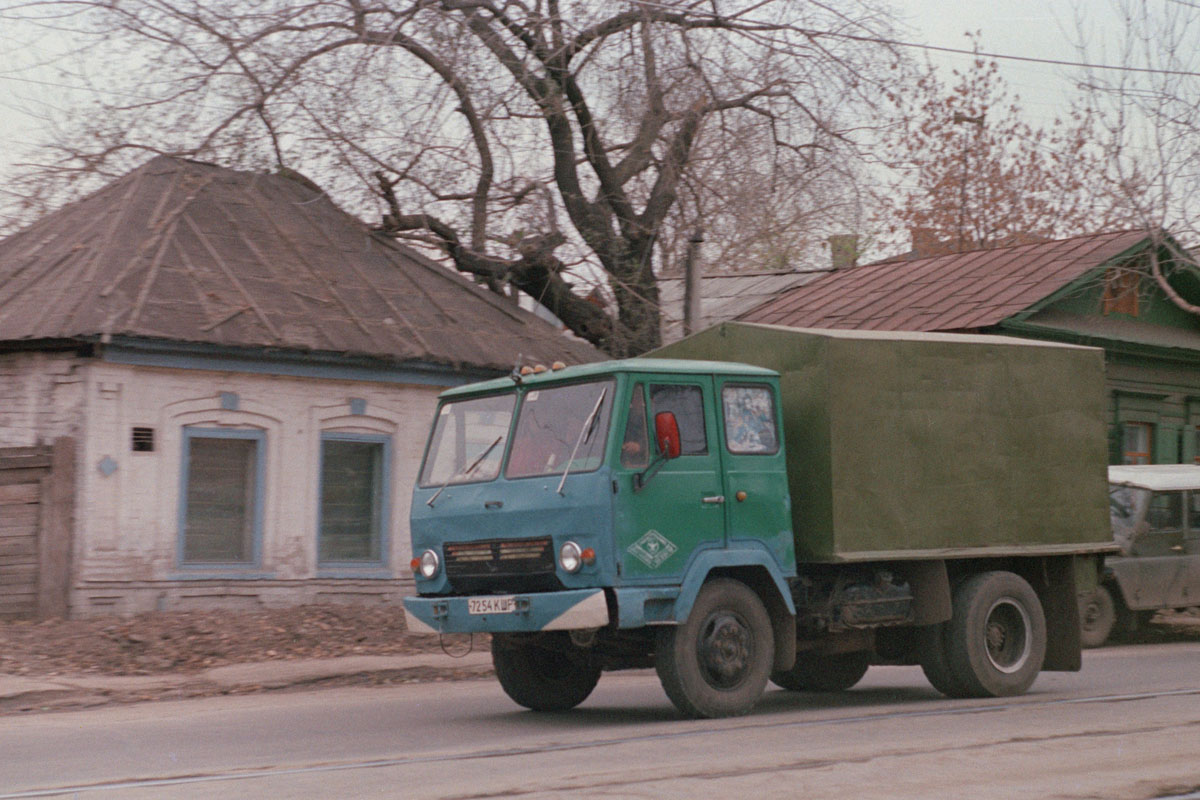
left=654, top=322, right=1113, bottom=562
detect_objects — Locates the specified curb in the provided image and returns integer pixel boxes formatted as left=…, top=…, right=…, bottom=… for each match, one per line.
left=0, top=651, right=495, bottom=714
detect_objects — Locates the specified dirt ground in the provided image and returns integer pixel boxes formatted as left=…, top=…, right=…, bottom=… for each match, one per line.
left=0, top=605, right=1196, bottom=680
left=0, top=604, right=485, bottom=677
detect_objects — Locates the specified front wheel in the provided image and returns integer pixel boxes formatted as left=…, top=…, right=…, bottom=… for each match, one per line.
left=945, top=571, right=1046, bottom=698
left=655, top=578, right=774, bottom=718
left=771, top=651, right=870, bottom=692
left=492, top=632, right=601, bottom=711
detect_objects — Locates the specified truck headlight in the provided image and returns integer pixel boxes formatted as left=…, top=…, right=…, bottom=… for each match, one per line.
left=559, top=541, right=583, bottom=573
left=414, top=549, right=440, bottom=579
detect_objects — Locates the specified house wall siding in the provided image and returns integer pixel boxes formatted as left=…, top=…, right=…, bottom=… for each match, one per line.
left=69, top=361, right=443, bottom=616
left=1106, top=355, right=1200, bottom=465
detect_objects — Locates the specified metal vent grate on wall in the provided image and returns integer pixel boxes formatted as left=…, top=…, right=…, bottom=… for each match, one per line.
left=131, top=427, right=155, bottom=452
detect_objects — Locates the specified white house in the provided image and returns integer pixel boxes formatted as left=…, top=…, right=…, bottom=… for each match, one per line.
left=0, top=157, right=600, bottom=617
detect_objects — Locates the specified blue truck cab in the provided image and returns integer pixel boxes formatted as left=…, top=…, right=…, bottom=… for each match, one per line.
left=403, top=358, right=798, bottom=716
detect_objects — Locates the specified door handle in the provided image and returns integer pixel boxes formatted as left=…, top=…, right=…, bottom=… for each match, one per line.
left=702, top=495, right=725, bottom=505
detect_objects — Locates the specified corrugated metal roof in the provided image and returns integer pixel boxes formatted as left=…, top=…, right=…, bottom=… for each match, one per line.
left=0, top=157, right=602, bottom=371
left=657, top=270, right=824, bottom=343
left=740, top=231, right=1151, bottom=331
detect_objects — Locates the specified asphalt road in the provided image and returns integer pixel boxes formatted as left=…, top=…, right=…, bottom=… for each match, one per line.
left=1, top=642, right=1198, bottom=800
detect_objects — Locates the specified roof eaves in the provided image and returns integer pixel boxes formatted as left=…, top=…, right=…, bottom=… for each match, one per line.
left=1006, top=231, right=1153, bottom=323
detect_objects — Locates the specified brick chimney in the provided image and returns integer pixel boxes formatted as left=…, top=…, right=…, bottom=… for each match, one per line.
left=910, top=227, right=944, bottom=259
left=828, top=234, right=859, bottom=270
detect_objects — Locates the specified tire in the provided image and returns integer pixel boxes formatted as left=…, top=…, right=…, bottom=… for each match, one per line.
left=1079, top=585, right=1116, bottom=648
left=917, top=623, right=971, bottom=698
left=655, top=578, right=774, bottom=718
left=944, top=571, right=1046, bottom=698
left=491, top=632, right=601, bottom=712
left=771, top=650, right=870, bottom=692
left=1111, top=591, right=1140, bottom=639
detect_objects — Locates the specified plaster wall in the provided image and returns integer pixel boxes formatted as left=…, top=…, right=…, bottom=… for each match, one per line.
left=0, top=351, right=86, bottom=446
left=69, top=361, right=444, bottom=616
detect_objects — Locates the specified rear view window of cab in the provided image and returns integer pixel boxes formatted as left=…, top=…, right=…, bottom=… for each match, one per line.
left=722, top=385, right=779, bottom=455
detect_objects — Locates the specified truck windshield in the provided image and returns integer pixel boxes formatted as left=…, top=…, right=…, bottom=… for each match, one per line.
left=506, top=380, right=615, bottom=479
left=419, top=393, right=515, bottom=487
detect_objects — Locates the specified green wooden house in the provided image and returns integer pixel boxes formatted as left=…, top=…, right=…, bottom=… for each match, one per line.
left=741, top=230, right=1200, bottom=465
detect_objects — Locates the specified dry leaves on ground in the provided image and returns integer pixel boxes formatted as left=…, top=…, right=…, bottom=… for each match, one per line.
left=0, top=605, right=484, bottom=677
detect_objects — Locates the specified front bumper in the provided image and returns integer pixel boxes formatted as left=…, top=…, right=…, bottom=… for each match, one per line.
left=403, top=588, right=609, bottom=635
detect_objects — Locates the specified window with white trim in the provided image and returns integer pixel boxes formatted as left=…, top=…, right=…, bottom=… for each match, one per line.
left=180, top=428, right=264, bottom=564
left=319, top=434, right=388, bottom=564
left=1122, top=422, right=1153, bottom=465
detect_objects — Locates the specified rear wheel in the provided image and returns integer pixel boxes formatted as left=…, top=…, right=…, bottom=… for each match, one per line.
left=945, top=571, right=1046, bottom=698
left=771, top=650, right=870, bottom=692
left=656, top=579, right=773, bottom=718
left=1079, top=585, right=1116, bottom=648
left=492, top=632, right=601, bottom=711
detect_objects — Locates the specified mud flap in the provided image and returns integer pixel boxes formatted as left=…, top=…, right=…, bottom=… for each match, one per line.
left=1035, top=556, right=1084, bottom=672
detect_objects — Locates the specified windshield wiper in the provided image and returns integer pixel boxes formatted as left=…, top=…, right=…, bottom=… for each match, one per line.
left=427, top=435, right=504, bottom=507
left=557, top=387, right=607, bottom=496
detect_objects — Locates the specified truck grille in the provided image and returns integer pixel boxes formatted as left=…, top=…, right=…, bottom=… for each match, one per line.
left=443, top=537, right=560, bottom=593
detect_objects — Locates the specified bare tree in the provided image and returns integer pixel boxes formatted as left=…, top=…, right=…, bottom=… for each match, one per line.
left=878, top=49, right=1131, bottom=256
left=6, top=0, right=904, bottom=355
left=1068, top=0, right=1200, bottom=312
left=1073, top=2, right=1200, bottom=234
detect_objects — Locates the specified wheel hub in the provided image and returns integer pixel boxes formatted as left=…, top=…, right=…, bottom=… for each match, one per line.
left=698, top=612, right=752, bottom=688
left=1081, top=598, right=1102, bottom=627
left=984, top=598, right=1031, bottom=674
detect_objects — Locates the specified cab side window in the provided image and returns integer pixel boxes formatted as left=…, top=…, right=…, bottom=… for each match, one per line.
left=1138, top=490, right=1185, bottom=556
left=650, top=384, right=708, bottom=455
left=1147, top=491, right=1182, bottom=531
left=621, top=383, right=650, bottom=469
left=722, top=385, right=779, bottom=455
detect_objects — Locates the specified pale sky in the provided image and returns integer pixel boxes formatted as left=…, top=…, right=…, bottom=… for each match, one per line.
left=894, top=0, right=1103, bottom=124
left=0, top=0, right=1111, bottom=227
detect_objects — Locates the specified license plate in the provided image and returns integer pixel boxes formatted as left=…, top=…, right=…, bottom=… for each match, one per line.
left=468, top=596, right=517, bottom=615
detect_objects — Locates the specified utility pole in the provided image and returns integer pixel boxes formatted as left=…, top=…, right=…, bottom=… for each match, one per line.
left=953, top=111, right=985, bottom=252
left=682, top=227, right=705, bottom=337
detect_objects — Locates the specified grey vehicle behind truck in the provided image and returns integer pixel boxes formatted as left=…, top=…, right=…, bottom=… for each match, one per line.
left=1080, top=464, right=1200, bottom=646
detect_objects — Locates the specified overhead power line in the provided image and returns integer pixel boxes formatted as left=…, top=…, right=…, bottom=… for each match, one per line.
left=631, top=0, right=1200, bottom=79
left=806, top=29, right=1200, bottom=78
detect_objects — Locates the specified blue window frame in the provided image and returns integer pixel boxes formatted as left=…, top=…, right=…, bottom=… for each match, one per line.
left=318, top=433, right=390, bottom=567
left=178, top=428, right=265, bottom=567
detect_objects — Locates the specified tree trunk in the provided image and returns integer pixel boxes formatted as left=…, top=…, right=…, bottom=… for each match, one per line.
left=609, top=240, right=662, bottom=358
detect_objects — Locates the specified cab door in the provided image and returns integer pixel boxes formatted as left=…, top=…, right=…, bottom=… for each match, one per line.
left=1127, top=489, right=1188, bottom=608
left=715, top=378, right=794, bottom=571
left=614, top=377, right=726, bottom=582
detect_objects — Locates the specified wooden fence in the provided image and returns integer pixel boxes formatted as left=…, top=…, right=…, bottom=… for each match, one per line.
left=0, top=439, right=74, bottom=620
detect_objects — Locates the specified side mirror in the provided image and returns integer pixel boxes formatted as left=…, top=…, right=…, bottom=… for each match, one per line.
left=654, top=412, right=681, bottom=460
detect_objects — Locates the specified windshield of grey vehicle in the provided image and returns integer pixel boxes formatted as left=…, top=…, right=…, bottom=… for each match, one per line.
left=1109, top=484, right=1149, bottom=549
left=419, top=393, right=515, bottom=487
left=505, top=380, right=614, bottom=479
